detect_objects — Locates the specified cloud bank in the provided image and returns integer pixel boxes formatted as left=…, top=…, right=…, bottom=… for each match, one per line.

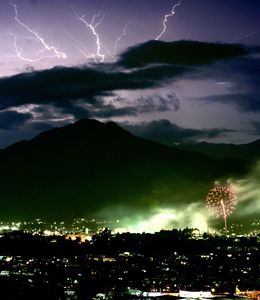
left=121, top=119, right=234, bottom=144
left=0, top=41, right=253, bottom=113
left=0, top=40, right=259, bottom=147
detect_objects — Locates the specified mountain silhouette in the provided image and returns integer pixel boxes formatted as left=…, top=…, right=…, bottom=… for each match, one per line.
left=0, top=119, right=246, bottom=221
left=172, top=140, right=260, bottom=161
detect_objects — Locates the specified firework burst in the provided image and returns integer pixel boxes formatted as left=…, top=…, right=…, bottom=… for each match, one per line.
left=206, top=184, right=237, bottom=231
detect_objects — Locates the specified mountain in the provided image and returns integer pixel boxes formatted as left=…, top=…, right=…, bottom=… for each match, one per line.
left=172, top=140, right=260, bottom=161
left=0, top=119, right=246, bottom=221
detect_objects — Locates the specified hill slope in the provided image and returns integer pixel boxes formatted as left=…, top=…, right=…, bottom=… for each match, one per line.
left=172, top=140, right=260, bottom=161
left=0, top=119, right=246, bottom=220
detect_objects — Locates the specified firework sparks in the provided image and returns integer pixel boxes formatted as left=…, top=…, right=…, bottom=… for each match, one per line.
left=206, top=184, right=237, bottom=231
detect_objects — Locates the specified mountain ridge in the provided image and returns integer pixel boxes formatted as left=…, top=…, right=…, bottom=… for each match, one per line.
left=172, top=140, right=260, bottom=161
left=0, top=119, right=247, bottom=221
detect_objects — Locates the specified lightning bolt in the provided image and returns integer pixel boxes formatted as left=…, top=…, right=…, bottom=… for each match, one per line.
left=113, top=22, right=131, bottom=54
left=10, top=1, right=66, bottom=62
left=75, top=11, right=105, bottom=63
left=9, top=32, right=39, bottom=63
left=155, top=0, right=183, bottom=41
left=66, top=31, right=93, bottom=60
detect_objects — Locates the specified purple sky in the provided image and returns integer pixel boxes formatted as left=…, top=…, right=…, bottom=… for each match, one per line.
left=0, top=0, right=259, bottom=147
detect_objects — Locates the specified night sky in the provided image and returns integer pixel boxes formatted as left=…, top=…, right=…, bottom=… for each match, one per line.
left=0, top=0, right=260, bottom=148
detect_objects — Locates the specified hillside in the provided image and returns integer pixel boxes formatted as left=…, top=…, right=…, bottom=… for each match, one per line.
left=0, top=119, right=246, bottom=220
left=172, top=140, right=260, bottom=161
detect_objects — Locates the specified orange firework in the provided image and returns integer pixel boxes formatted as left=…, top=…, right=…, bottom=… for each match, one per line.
left=206, top=185, right=237, bottom=231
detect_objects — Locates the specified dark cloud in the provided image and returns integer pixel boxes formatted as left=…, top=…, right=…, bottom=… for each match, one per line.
left=186, top=56, right=260, bottom=113
left=252, top=121, right=260, bottom=134
left=59, top=105, right=91, bottom=120
left=120, top=119, right=234, bottom=144
left=0, top=64, right=187, bottom=111
left=0, top=41, right=253, bottom=113
left=0, top=40, right=256, bottom=147
left=2, top=93, right=178, bottom=136
left=0, top=110, right=32, bottom=130
left=191, top=93, right=260, bottom=112
left=59, top=93, right=180, bottom=120
left=27, top=121, right=55, bottom=132
left=229, top=57, right=260, bottom=85
left=136, top=93, right=180, bottom=113
left=118, top=40, right=249, bottom=68
left=91, top=106, right=137, bottom=118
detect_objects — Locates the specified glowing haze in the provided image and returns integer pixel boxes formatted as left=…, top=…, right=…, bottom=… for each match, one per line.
left=113, top=205, right=209, bottom=234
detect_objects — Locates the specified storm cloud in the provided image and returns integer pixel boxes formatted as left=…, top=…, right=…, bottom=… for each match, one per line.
left=188, top=56, right=260, bottom=113
left=47, top=92, right=180, bottom=120
left=0, top=40, right=258, bottom=147
left=252, top=121, right=260, bottom=134
left=120, top=119, right=234, bottom=144
left=0, top=41, right=254, bottom=113
left=0, top=110, right=32, bottom=130
left=118, top=40, right=250, bottom=68
left=0, top=64, right=187, bottom=111
left=191, top=93, right=260, bottom=112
